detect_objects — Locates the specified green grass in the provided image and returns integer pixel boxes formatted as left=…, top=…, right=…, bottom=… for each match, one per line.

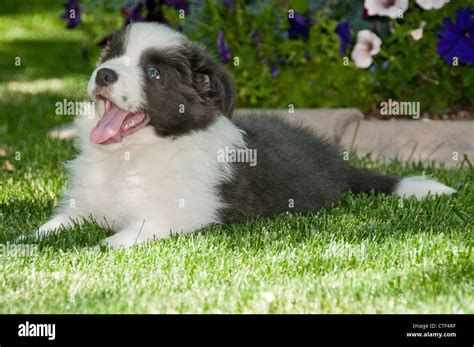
left=0, top=1, right=473, bottom=314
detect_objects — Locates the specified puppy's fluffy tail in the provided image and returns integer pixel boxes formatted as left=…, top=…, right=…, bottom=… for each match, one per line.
left=393, top=175, right=457, bottom=199
left=348, top=168, right=456, bottom=200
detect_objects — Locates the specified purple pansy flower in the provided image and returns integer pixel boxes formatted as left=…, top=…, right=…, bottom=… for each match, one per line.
left=225, top=0, right=236, bottom=14
left=99, top=0, right=171, bottom=46
left=165, top=0, right=189, bottom=15
left=362, top=8, right=371, bottom=20
left=252, top=30, right=262, bottom=53
left=122, top=0, right=144, bottom=25
left=251, top=30, right=261, bottom=45
left=145, top=0, right=169, bottom=24
left=270, top=64, right=279, bottom=78
left=217, top=32, right=232, bottom=63
left=335, top=21, right=352, bottom=57
left=438, top=8, right=474, bottom=64
left=288, top=12, right=311, bottom=41
left=60, top=0, right=81, bottom=29
left=270, top=55, right=285, bottom=78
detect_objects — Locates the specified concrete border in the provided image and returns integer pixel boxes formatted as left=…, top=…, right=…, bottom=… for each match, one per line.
left=236, top=108, right=474, bottom=167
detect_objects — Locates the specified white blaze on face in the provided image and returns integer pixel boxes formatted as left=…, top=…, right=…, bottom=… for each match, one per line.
left=87, top=55, right=145, bottom=113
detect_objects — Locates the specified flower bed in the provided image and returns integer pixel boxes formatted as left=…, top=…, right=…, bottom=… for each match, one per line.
left=61, top=0, right=473, bottom=115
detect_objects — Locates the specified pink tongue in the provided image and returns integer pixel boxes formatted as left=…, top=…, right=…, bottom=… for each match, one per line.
left=90, top=104, right=129, bottom=144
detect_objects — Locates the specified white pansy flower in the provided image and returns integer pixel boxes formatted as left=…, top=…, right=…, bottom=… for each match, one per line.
left=351, top=30, right=382, bottom=69
left=365, top=0, right=409, bottom=19
left=410, top=21, right=427, bottom=41
left=415, top=0, right=449, bottom=10
left=410, top=28, right=424, bottom=41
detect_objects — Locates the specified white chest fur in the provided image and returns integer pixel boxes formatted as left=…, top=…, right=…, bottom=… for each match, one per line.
left=48, top=116, right=245, bottom=245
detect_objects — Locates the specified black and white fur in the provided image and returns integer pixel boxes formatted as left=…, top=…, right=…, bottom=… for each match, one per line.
left=37, top=23, right=456, bottom=248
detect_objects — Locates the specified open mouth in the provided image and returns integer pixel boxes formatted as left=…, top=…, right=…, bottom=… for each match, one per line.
left=90, top=95, right=150, bottom=144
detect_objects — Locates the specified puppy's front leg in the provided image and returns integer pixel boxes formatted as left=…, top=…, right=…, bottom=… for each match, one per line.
left=103, top=221, right=174, bottom=249
left=13, top=213, right=80, bottom=243
left=36, top=214, right=78, bottom=238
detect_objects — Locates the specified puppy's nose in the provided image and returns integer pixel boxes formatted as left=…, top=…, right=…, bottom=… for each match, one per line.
left=95, top=68, right=118, bottom=87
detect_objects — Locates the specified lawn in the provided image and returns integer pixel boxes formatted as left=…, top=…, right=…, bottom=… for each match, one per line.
left=0, top=1, right=473, bottom=314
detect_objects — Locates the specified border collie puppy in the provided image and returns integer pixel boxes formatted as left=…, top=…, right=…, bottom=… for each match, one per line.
left=38, top=23, right=456, bottom=248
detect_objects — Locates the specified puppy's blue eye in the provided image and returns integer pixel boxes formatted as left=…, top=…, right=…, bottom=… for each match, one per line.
left=146, top=68, right=160, bottom=80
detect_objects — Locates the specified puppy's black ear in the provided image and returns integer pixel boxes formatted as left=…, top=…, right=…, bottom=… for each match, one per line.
left=98, top=27, right=127, bottom=64
left=187, top=43, right=236, bottom=117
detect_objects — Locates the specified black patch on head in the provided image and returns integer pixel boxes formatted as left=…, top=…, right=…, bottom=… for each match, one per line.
left=98, top=27, right=127, bottom=64
left=139, top=43, right=236, bottom=137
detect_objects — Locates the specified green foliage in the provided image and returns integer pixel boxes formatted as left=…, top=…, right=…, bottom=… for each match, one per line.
left=51, top=0, right=473, bottom=113
left=375, top=3, right=474, bottom=113
left=183, top=0, right=473, bottom=113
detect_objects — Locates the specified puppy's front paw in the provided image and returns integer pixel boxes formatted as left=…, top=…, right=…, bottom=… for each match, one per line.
left=13, top=215, right=74, bottom=243
left=102, top=223, right=170, bottom=249
left=36, top=214, right=75, bottom=238
left=103, top=232, right=139, bottom=250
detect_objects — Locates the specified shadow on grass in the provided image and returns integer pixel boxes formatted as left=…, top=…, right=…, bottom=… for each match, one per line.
left=0, top=39, right=98, bottom=82
left=1, top=200, right=111, bottom=250
left=1, top=0, right=61, bottom=15
left=0, top=90, right=83, bottom=138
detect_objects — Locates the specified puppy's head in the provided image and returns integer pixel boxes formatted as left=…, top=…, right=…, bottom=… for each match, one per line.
left=87, top=23, right=235, bottom=147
